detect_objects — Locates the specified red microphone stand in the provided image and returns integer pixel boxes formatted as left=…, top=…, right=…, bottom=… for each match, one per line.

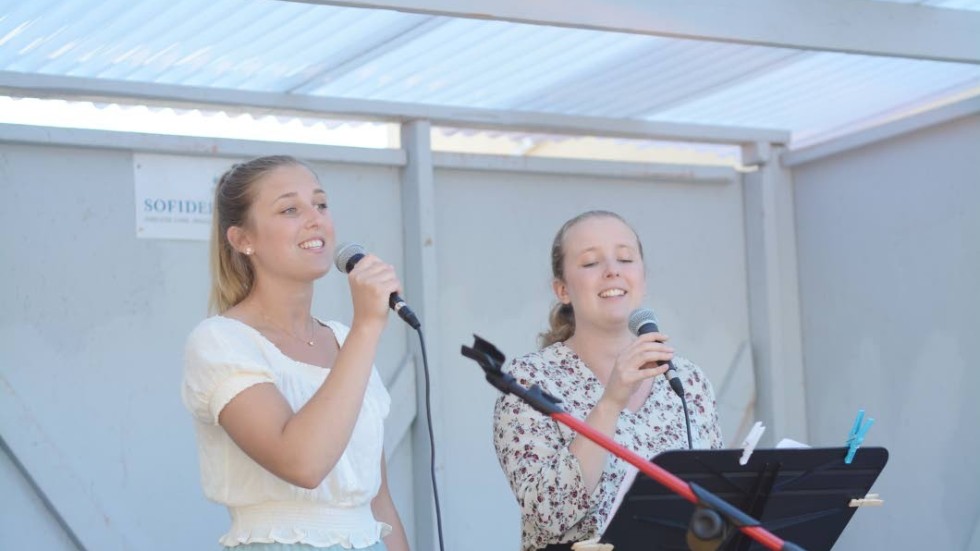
left=462, top=335, right=805, bottom=551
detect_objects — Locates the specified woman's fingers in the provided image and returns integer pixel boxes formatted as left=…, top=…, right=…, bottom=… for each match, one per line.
left=604, top=333, right=681, bottom=408
left=348, top=254, right=403, bottom=321
left=351, top=255, right=399, bottom=288
left=625, top=341, right=674, bottom=366
left=614, top=341, right=673, bottom=383
left=619, top=361, right=667, bottom=384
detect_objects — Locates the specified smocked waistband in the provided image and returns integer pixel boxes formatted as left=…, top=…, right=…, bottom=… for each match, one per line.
left=222, top=502, right=388, bottom=547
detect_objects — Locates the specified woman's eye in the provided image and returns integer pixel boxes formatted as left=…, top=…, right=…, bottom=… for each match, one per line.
left=582, top=262, right=598, bottom=268
left=618, top=258, right=634, bottom=263
left=316, top=203, right=329, bottom=211
left=281, top=207, right=297, bottom=215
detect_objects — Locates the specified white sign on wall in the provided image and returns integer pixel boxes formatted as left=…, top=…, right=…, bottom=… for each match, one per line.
left=134, top=153, right=232, bottom=240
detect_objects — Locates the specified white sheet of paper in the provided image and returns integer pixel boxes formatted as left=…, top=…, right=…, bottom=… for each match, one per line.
left=776, top=438, right=811, bottom=449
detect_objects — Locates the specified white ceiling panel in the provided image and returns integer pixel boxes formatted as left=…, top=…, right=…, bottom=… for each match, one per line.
left=1, top=0, right=978, bottom=145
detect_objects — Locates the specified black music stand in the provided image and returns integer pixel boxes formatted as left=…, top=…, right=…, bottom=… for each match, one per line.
left=601, top=447, right=888, bottom=551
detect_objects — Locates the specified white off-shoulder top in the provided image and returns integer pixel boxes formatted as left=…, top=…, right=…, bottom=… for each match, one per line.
left=181, top=316, right=392, bottom=548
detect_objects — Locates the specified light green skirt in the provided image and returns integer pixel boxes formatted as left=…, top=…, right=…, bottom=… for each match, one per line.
left=229, top=543, right=387, bottom=551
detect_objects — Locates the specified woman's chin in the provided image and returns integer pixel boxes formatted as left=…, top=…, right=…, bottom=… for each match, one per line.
left=308, top=266, right=331, bottom=280
left=290, top=263, right=331, bottom=282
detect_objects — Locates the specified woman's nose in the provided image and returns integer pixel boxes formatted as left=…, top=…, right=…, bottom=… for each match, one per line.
left=305, top=208, right=321, bottom=228
left=603, top=260, right=620, bottom=277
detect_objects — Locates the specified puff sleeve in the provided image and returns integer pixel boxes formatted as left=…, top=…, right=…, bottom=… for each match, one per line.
left=181, top=318, right=276, bottom=425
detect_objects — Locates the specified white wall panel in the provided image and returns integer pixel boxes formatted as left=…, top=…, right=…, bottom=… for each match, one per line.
left=0, top=447, right=79, bottom=551
left=793, top=114, right=980, bottom=550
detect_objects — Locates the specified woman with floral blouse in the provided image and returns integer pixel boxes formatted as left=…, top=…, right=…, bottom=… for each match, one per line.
left=492, top=210, right=724, bottom=551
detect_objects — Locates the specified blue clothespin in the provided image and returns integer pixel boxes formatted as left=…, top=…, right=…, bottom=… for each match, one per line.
left=844, top=409, right=874, bottom=464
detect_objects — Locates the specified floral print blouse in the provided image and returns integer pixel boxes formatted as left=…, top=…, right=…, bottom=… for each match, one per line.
left=492, top=342, right=724, bottom=551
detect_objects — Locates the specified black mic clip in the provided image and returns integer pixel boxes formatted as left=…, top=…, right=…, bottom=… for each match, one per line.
left=461, top=335, right=563, bottom=416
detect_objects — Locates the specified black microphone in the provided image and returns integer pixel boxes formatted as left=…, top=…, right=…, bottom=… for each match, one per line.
left=334, top=242, right=421, bottom=330
left=629, top=308, right=684, bottom=399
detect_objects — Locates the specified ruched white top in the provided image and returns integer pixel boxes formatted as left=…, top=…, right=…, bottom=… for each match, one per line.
left=182, top=316, right=392, bottom=548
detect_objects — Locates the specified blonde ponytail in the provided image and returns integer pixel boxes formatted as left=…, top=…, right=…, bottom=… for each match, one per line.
left=539, top=302, right=575, bottom=348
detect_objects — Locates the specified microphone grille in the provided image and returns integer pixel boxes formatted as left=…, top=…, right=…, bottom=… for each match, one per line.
left=333, top=242, right=366, bottom=273
left=628, top=308, right=658, bottom=336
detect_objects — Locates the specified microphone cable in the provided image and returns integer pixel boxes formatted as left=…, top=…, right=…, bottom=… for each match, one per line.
left=679, top=389, right=693, bottom=450
left=334, top=243, right=444, bottom=548
left=414, top=326, right=445, bottom=551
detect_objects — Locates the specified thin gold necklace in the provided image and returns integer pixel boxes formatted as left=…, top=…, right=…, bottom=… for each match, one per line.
left=262, top=314, right=316, bottom=347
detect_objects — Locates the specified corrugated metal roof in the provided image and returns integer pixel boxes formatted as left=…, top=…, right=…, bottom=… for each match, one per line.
left=654, top=52, right=980, bottom=143
left=1, top=0, right=978, bottom=147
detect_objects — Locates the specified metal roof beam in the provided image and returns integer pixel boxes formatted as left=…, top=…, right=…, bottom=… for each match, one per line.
left=0, top=71, right=790, bottom=145
left=290, top=0, right=980, bottom=65
left=782, top=94, right=980, bottom=166
left=0, top=123, right=407, bottom=166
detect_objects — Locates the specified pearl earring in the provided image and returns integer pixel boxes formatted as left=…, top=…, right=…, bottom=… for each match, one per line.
left=244, top=247, right=253, bottom=256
